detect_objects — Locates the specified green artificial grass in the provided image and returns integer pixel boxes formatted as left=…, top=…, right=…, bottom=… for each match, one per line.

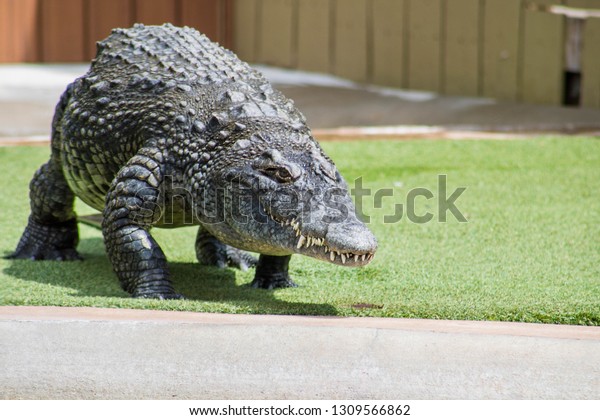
left=1, top=137, right=599, bottom=324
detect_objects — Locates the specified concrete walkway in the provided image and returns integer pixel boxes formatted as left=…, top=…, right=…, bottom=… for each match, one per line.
left=2, top=64, right=600, bottom=142
left=2, top=306, right=599, bottom=399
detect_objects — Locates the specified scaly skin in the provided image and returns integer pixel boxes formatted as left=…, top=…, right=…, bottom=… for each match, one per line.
left=9, top=24, right=377, bottom=299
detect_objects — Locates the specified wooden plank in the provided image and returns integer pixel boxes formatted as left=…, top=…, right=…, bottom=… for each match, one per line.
left=87, top=0, right=134, bottom=60
left=134, top=0, right=177, bottom=25
left=12, top=0, right=40, bottom=62
left=232, top=0, right=257, bottom=61
left=521, top=0, right=564, bottom=105
left=444, top=0, right=480, bottom=96
left=550, top=3, right=600, bottom=18
left=407, top=0, right=442, bottom=92
left=297, top=0, right=331, bottom=73
left=180, top=0, right=220, bottom=42
left=564, top=0, right=599, bottom=10
left=0, top=0, right=14, bottom=62
left=482, top=0, right=521, bottom=101
left=222, top=0, right=234, bottom=49
left=258, top=0, right=294, bottom=67
left=333, top=0, right=368, bottom=83
left=41, top=0, right=86, bottom=62
left=371, top=0, right=405, bottom=88
left=0, top=0, right=40, bottom=63
left=581, top=18, right=600, bottom=107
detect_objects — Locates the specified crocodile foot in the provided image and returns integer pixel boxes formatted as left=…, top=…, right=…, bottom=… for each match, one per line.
left=223, top=247, right=258, bottom=270
left=7, top=217, right=81, bottom=261
left=251, top=254, right=296, bottom=289
left=197, top=235, right=257, bottom=270
left=131, top=284, right=185, bottom=300
left=132, top=291, right=185, bottom=300
left=250, top=273, right=298, bottom=290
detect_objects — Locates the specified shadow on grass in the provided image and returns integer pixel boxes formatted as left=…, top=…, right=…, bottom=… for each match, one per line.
left=3, top=237, right=337, bottom=315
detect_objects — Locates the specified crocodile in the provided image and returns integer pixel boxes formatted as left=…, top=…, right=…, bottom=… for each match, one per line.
left=9, top=23, right=377, bottom=299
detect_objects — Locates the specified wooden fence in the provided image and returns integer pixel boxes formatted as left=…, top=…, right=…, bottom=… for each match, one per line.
left=0, top=0, right=231, bottom=63
left=232, top=0, right=600, bottom=108
left=1, top=0, right=600, bottom=108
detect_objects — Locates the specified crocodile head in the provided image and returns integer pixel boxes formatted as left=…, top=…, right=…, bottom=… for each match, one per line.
left=202, top=129, right=377, bottom=267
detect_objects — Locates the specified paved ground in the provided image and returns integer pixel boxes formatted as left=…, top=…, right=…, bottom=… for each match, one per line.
left=2, top=64, right=600, bottom=141
left=2, top=306, right=599, bottom=399
left=1, top=64, right=599, bottom=399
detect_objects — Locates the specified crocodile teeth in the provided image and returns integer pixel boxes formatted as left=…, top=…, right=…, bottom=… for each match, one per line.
left=354, top=255, right=359, bottom=262
left=297, top=235, right=306, bottom=249
left=330, top=251, right=335, bottom=262
left=361, top=254, right=366, bottom=261
left=341, top=253, right=346, bottom=264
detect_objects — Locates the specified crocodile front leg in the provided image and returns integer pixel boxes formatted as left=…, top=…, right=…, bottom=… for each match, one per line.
left=250, top=254, right=297, bottom=289
left=102, top=149, right=181, bottom=299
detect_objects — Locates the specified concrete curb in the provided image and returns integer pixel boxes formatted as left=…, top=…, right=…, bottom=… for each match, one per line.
left=2, top=306, right=598, bottom=399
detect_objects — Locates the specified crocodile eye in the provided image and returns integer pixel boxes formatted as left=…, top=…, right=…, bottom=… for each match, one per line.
left=262, top=167, right=294, bottom=183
